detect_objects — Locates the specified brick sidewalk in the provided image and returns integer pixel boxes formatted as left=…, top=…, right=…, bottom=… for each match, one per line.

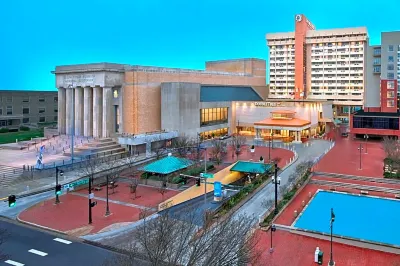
left=18, top=184, right=179, bottom=236
left=253, top=229, right=400, bottom=266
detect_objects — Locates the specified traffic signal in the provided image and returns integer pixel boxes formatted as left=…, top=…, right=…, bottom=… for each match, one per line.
left=196, top=178, right=201, bottom=187
left=8, top=195, right=16, bottom=207
left=55, top=184, right=62, bottom=195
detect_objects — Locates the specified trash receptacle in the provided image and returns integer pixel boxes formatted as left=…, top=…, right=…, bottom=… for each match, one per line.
left=317, top=251, right=323, bottom=265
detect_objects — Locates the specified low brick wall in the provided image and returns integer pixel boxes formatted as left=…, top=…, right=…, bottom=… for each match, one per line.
left=138, top=178, right=180, bottom=190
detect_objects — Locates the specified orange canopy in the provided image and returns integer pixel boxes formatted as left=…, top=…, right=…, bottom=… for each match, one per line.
left=254, top=118, right=311, bottom=127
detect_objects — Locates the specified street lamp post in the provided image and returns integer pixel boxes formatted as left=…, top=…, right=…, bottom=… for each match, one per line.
left=89, top=176, right=93, bottom=224
left=269, top=224, right=276, bottom=253
left=55, top=167, right=63, bottom=204
left=272, top=163, right=280, bottom=215
left=268, top=132, right=274, bottom=161
left=105, top=174, right=110, bottom=216
left=329, top=208, right=336, bottom=266
left=364, top=134, right=369, bottom=154
left=203, top=149, right=207, bottom=205
left=358, top=143, right=363, bottom=170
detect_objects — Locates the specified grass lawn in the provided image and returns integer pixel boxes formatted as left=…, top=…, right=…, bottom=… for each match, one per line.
left=0, top=130, right=44, bottom=144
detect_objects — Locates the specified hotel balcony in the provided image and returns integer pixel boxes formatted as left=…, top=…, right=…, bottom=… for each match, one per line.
left=324, top=64, right=336, bottom=69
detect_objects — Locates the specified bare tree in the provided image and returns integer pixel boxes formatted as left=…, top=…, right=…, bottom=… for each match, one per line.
left=158, top=177, right=168, bottom=202
left=130, top=177, right=140, bottom=199
left=106, top=156, right=121, bottom=194
left=229, top=134, right=247, bottom=161
left=172, top=135, right=194, bottom=157
left=103, top=208, right=261, bottom=266
left=261, top=198, right=274, bottom=210
left=209, top=139, right=227, bottom=165
left=382, top=136, right=399, bottom=159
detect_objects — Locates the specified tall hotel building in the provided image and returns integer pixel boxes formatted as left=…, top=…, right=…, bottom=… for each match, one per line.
left=266, top=14, right=368, bottom=120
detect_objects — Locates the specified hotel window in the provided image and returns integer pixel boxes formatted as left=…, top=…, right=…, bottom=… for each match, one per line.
left=22, top=97, right=29, bottom=103
left=387, top=91, right=395, bottom=98
left=387, top=100, right=395, bottom=107
left=373, top=58, right=381, bottom=65
left=54, top=107, right=58, bottom=113
left=6, top=106, right=12, bottom=115
left=54, top=96, right=58, bottom=103
left=388, top=64, right=395, bottom=71
left=0, top=108, right=2, bottom=115
left=388, top=73, right=395, bottom=79
left=38, top=107, right=45, bottom=114
left=22, top=118, right=29, bottom=124
left=389, top=56, right=394, bottom=63
left=113, top=90, right=118, bottom=98
left=39, top=97, right=45, bottom=103
left=54, top=116, right=58, bottom=122
left=389, top=45, right=394, bottom=52
left=374, top=48, right=381, bottom=56
left=23, top=107, right=30, bottom=114
left=39, top=117, right=45, bottom=123
left=388, top=80, right=395, bottom=89
left=200, top=108, right=229, bottom=127
left=6, top=96, right=12, bottom=103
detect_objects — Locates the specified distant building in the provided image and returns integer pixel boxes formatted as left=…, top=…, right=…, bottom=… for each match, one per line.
left=0, top=90, right=58, bottom=129
left=351, top=31, right=400, bottom=138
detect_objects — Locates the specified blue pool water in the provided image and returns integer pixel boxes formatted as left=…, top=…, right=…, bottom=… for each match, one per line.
left=294, top=190, right=400, bottom=246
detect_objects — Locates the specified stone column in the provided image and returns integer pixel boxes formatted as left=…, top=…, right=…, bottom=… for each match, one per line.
left=74, top=87, right=84, bottom=136
left=102, top=87, right=113, bottom=138
left=93, top=87, right=103, bottom=138
left=58, top=88, right=66, bottom=134
left=65, top=88, right=73, bottom=135
left=84, top=87, right=93, bottom=136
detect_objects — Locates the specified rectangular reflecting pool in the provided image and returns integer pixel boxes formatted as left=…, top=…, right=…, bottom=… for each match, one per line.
left=293, top=190, right=400, bottom=246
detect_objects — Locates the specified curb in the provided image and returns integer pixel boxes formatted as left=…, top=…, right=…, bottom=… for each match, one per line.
left=16, top=215, right=67, bottom=235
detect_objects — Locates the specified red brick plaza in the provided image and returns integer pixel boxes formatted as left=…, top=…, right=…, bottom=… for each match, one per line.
left=314, top=128, right=386, bottom=177
left=18, top=184, right=179, bottom=236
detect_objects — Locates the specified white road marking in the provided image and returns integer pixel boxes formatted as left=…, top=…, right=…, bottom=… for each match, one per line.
left=28, top=249, right=48, bottom=256
left=5, top=260, right=25, bottom=266
left=53, top=238, right=72, bottom=244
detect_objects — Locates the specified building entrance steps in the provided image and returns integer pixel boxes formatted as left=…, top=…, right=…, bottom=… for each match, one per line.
left=63, top=138, right=127, bottom=158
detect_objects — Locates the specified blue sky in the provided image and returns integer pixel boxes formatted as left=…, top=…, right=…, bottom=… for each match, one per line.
left=0, top=0, right=399, bottom=91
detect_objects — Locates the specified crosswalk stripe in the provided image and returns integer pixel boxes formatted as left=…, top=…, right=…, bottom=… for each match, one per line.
left=28, top=249, right=48, bottom=256
left=53, top=238, right=72, bottom=244
left=5, top=260, right=25, bottom=266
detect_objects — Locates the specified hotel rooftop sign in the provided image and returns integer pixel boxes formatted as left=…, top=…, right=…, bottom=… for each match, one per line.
left=254, top=102, right=283, bottom=107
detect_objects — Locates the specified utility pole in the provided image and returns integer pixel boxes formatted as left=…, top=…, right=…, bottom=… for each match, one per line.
left=274, top=163, right=279, bottom=215
left=105, top=175, right=110, bottom=216
left=55, top=167, right=63, bottom=204
left=329, top=208, right=335, bottom=266
left=89, top=175, right=92, bottom=224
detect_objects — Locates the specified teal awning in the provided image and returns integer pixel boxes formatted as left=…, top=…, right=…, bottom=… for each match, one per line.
left=230, top=161, right=271, bottom=174
left=140, top=156, right=194, bottom=175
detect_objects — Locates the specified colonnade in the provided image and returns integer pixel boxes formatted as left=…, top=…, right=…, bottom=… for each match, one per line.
left=57, top=86, right=114, bottom=138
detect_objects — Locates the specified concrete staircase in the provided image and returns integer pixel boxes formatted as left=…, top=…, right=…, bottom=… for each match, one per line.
left=0, top=165, right=24, bottom=187
left=63, top=138, right=127, bottom=159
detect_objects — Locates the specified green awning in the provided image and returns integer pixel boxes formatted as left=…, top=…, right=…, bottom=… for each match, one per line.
left=230, top=161, right=271, bottom=174
left=140, top=156, right=194, bottom=175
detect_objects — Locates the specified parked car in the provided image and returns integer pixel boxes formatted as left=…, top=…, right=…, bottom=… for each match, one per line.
left=219, top=134, right=231, bottom=140
left=341, top=132, right=349, bottom=137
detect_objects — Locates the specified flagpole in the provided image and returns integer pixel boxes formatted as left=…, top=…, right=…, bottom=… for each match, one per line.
left=329, top=208, right=335, bottom=266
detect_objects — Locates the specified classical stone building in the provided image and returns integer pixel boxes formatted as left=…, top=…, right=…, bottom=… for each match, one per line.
left=53, top=59, right=267, bottom=138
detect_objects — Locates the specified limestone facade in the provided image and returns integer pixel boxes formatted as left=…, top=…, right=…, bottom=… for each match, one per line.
left=53, top=59, right=266, bottom=137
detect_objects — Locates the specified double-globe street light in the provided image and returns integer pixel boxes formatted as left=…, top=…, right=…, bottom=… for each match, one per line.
left=271, top=163, right=281, bottom=215
left=358, top=143, right=363, bottom=170
left=268, top=132, right=274, bottom=162
left=55, top=166, right=64, bottom=204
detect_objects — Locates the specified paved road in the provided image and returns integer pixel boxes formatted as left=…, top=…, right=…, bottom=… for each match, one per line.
left=234, top=139, right=333, bottom=223
left=0, top=218, right=118, bottom=266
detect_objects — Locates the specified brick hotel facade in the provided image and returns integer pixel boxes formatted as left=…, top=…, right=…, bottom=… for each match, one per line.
left=266, top=14, right=367, bottom=121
